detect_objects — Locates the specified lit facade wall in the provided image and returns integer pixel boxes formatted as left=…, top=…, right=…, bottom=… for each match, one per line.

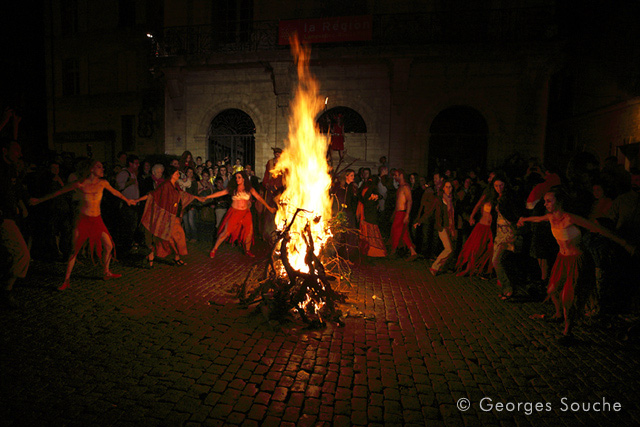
left=547, top=98, right=640, bottom=170
left=159, top=0, right=559, bottom=177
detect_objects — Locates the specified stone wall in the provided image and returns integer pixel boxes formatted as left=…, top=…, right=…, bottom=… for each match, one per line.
left=163, top=52, right=553, bottom=178
left=547, top=98, right=640, bottom=169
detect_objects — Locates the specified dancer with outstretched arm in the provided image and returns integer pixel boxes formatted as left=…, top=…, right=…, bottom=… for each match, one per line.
left=208, top=171, right=276, bottom=258
left=29, top=160, right=136, bottom=290
left=135, top=167, right=209, bottom=267
left=517, top=187, right=634, bottom=344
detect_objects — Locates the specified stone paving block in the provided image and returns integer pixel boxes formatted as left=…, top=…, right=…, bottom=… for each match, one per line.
left=173, top=395, right=203, bottom=414
left=226, top=411, right=246, bottom=424
left=278, top=375, right=295, bottom=388
left=271, top=386, right=288, bottom=402
left=260, top=379, right=277, bottom=392
left=261, top=415, right=283, bottom=427
left=209, top=402, right=233, bottom=419
left=384, top=399, right=402, bottom=415
left=351, top=384, right=368, bottom=399
left=383, top=409, right=404, bottom=424
left=247, top=403, right=268, bottom=421
left=267, top=401, right=286, bottom=417
left=163, top=410, right=191, bottom=425
left=288, top=392, right=305, bottom=407
left=333, top=414, right=351, bottom=427
left=202, top=418, right=225, bottom=427
left=334, top=399, right=352, bottom=415
left=368, top=378, right=384, bottom=393
left=383, top=387, right=400, bottom=401
left=233, top=395, right=255, bottom=413
left=302, top=397, right=321, bottom=415
left=282, top=406, right=301, bottom=423
left=218, top=388, right=242, bottom=406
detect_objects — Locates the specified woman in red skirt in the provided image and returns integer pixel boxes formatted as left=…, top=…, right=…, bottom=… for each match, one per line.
left=208, top=171, right=276, bottom=258
left=455, top=192, right=495, bottom=277
left=517, top=187, right=634, bottom=343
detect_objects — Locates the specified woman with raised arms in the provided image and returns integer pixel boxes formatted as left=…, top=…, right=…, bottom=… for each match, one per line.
left=208, top=171, right=276, bottom=258
left=517, top=187, right=634, bottom=343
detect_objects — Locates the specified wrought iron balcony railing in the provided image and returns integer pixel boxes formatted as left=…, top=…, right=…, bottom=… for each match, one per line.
left=155, top=7, right=556, bottom=58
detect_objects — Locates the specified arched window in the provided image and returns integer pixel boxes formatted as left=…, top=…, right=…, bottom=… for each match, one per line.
left=208, top=109, right=256, bottom=167
left=316, top=106, right=367, bottom=134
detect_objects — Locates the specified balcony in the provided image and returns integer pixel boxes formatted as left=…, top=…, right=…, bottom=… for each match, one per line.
left=155, top=7, right=557, bottom=58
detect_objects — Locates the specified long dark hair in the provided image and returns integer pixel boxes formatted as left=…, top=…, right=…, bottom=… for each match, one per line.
left=486, top=173, right=509, bottom=206
left=227, top=171, right=252, bottom=195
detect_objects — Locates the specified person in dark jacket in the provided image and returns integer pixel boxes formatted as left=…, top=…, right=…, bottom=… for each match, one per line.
left=428, top=180, right=460, bottom=275
left=357, top=176, right=387, bottom=257
left=331, top=169, right=358, bottom=261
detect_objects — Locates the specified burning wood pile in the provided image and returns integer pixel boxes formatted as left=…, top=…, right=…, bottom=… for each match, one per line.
left=236, top=36, right=349, bottom=328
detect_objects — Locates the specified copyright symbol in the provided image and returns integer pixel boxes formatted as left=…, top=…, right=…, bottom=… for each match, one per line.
left=457, top=397, right=471, bottom=411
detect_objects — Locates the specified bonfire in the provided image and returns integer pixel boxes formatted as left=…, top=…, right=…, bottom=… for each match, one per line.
left=236, top=36, right=348, bottom=327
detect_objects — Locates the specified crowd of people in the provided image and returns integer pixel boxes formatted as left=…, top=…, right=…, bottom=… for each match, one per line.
left=2, top=112, right=639, bottom=343
left=0, top=129, right=278, bottom=301
left=331, top=154, right=639, bottom=343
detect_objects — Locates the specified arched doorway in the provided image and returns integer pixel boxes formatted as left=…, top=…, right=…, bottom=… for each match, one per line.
left=316, top=106, right=367, bottom=134
left=316, top=106, right=367, bottom=164
left=208, top=109, right=256, bottom=168
left=428, top=106, right=488, bottom=175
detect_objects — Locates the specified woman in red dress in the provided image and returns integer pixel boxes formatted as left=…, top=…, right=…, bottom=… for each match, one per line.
left=208, top=171, right=276, bottom=258
left=455, top=185, right=498, bottom=277
left=517, top=187, right=634, bottom=343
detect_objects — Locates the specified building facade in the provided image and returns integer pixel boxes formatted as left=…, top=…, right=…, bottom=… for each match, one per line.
left=45, top=1, right=638, bottom=178
left=158, top=0, right=561, bottom=177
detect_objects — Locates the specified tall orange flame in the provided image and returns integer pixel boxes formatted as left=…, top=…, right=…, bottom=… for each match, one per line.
left=272, top=36, right=333, bottom=272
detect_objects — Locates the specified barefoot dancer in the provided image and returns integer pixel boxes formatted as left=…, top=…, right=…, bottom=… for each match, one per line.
left=390, top=169, right=418, bottom=260
left=517, top=187, right=634, bottom=341
left=208, top=171, right=276, bottom=258
left=29, top=160, right=136, bottom=290
left=455, top=184, right=497, bottom=277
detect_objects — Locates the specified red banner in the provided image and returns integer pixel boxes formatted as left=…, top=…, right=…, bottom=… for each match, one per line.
left=279, top=15, right=373, bottom=45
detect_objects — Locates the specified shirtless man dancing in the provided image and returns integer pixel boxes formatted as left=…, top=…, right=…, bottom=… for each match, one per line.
left=390, top=169, right=419, bottom=260
left=30, top=160, right=136, bottom=290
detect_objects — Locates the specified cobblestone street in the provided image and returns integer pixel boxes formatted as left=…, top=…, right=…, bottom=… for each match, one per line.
left=1, top=241, right=639, bottom=426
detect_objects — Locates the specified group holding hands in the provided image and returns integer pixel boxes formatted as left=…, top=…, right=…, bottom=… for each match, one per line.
left=29, top=161, right=275, bottom=290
